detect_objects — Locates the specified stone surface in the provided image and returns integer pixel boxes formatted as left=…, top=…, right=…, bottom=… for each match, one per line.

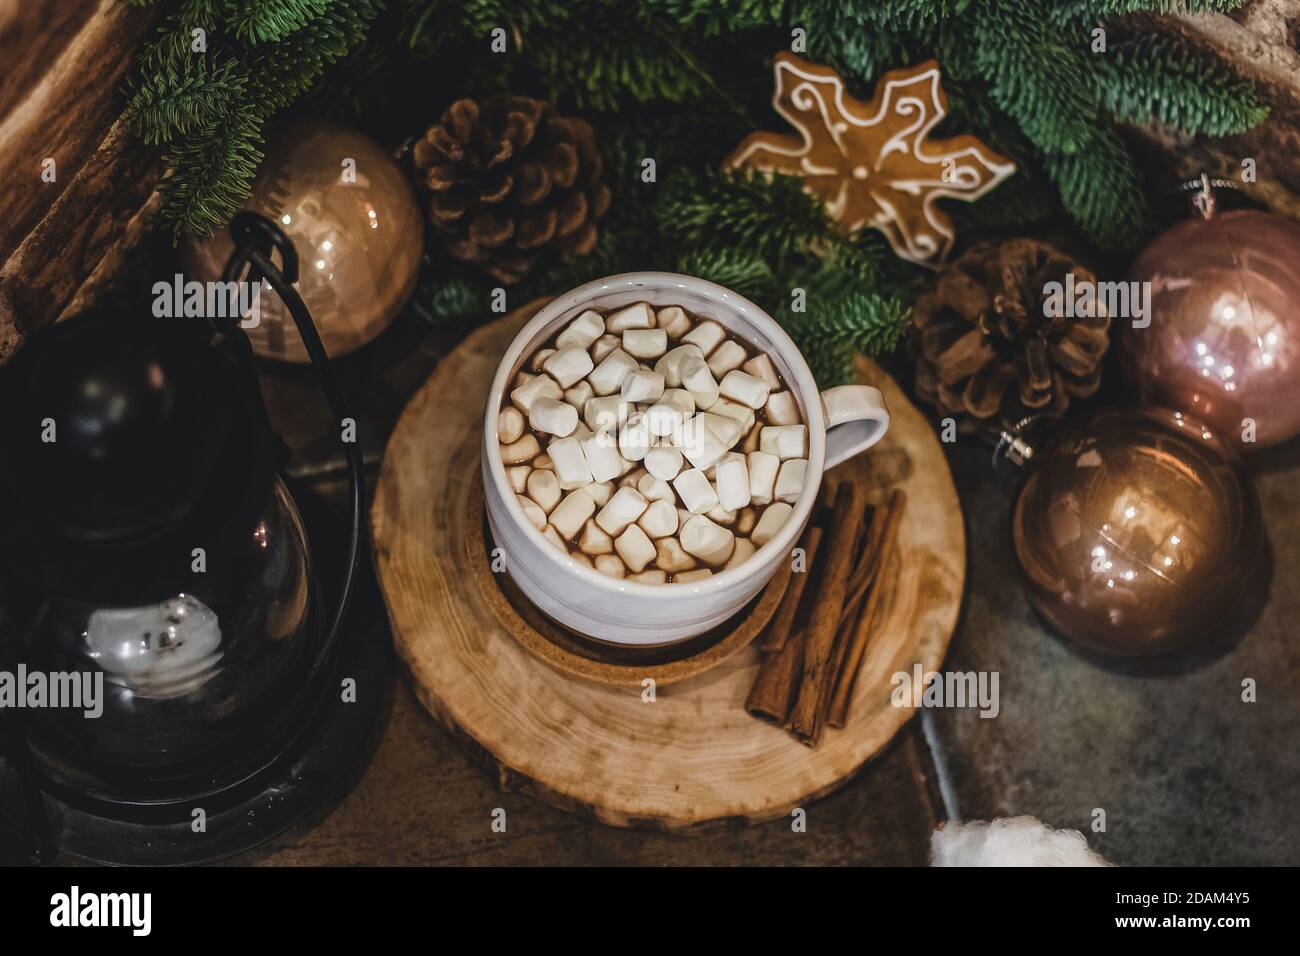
left=922, top=440, right=1300, bottom=867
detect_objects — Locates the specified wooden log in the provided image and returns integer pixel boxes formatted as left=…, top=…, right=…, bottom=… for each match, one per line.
left=0, top=0, right=162, bottom=364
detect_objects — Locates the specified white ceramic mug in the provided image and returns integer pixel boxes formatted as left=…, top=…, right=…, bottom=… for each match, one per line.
left=481, top=272, right=889, bottom=645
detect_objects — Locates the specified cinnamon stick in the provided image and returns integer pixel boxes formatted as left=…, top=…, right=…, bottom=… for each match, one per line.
left=760, top=524, right=824, bottom=652
left=787, top=482, right=868, bottom=746
left=826, top=489, right=906, bottom=728
left=745, top=624, right=808, bottom=724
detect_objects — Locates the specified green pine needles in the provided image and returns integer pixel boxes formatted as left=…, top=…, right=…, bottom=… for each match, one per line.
left=126, top=0, right=1266, bottom=383
left=125, top=0, right=380, bottom=241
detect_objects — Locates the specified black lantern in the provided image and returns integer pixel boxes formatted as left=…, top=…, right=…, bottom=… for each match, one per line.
left=0, top=214, right=388, bottom=864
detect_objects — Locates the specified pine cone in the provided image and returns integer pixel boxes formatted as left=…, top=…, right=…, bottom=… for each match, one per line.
left=412, top=94, right=611, bottom=284
left=911, top=239, right=1111, bottom=429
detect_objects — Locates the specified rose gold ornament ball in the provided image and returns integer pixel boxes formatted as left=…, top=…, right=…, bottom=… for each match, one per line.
left=1012, top=407, right=1263, bottom=656
left=184, top=121, right=422, bottom=362
left=1120, top=209, right=1300, bottom=451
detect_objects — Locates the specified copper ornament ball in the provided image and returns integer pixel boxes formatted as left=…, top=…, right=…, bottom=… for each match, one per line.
left=184, top=121, right=423, bottom=362
left=1012, top=407, right=1263, bottom=656
left=1120, top=209, right=1300, bottom=450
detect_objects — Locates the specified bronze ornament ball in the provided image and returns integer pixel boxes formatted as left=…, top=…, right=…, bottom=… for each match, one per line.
left=1011, top=407, right=1263, bottom=656
left=1120, top=209, right=1300, bottom=451
left=184, top=121, right=423, bottom=362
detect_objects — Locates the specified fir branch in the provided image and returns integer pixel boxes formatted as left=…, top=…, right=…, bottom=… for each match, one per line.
left=226, top=0, right=336, bottom=44
left=659, top=170, right=834, bottom=269
left=1097, top=34, right=1268, bottom=135
left=127, top=56, right=247, bottom=145
left=157, top=107, right=266, bottom=241
left=973, top=0, right=1098, bottom=155
left=1043, top=126, right=1149, bottom=250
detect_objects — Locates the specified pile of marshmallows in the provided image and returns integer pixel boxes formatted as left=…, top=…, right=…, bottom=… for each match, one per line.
left=497, top=302, right=808, bottom=584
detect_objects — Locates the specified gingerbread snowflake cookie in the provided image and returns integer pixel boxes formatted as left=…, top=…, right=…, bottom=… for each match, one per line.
left=725, top=53, right=1016, bottom=268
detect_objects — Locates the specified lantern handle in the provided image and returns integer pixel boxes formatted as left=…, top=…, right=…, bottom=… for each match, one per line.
left=221, top=212, right=365, bottom=679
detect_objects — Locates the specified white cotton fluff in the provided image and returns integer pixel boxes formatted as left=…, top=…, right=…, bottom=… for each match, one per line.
left=930, top=816, right=1110, bottom=867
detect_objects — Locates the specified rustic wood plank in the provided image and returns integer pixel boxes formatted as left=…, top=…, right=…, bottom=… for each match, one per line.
left=0, top=0, right=161, bottom=362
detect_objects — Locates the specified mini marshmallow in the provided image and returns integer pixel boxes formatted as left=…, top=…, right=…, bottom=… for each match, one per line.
left=542, top=346, right=594, bottom=388
left=595, top=554, right=625, bottom=579
left=583, top=395, right=629, bottom=432
left=582, top=429, right=627, bottom=483
left=707, top=340, right=747, bottom=378
left=621, top=368, right=665, bottom=404
left=736, top=507, right=757, bottom=534
left=517, top=494, right=546, bottom=531
left=564, top=380, right=594, bottom=408
left=725, top=537, right=756, bottom=569
left=636, top=472, right=675, bottom=503
left=706, top=503, right=736, bottom=525
left=707, top=397, right=755, bottom=437
left=659, top=388, right=696, bottom=418
left=547, top=436, right=593, bottom=489
left=529, top=397, right=578, bottom=437
left=596, top=486, right=648, bottom=536
left=510, top=374, right=562, bottom=413
left=526, top=468, right=561, bottom=513
left=549, top=489, right=596, bottom=540
left=764, top=390, right=800, bottom=426
left=682, top=320, right=726, bottom=356
left=529, top=348, right=556, bottom=372
left=751, top=501, right=793, bottom=546
left=533, top=453, right=552, bottom=469
left=638, top=499, right=679, bottom=539
left=589, top=348, right=639, bottom=395
left=569, top=552, right=592, bottom=568
left=680, top=514, right=735, bottom=567
left=747, top=450, right=779, bottom=504
left=719, top=369, right=771, bottom=410
left=514, top=370, right=535, bottom=390
left=507, top=465, right=530, bottom=494
left=715, top=453, right=751, bottom=511
left=579, top=519, right=613, bottom=555
left=695, top=411, right=744, bottom=447
left=679, top=354, right=720, bottom=409
left=629, top=569, right=667, bottom=584
left=590, top=334, right=620, bottom=364
left=497, top=406, right=525, bottom=444
left=655, top=537, right=697, bottom=573
left=586, top=480, right=614, bottom=507
left=556, top=310, right=605, bottom=350
left=618, top=413, right=653, bottom=462
left=654, top=345, right=704, bottom=388
left=643, top=401, right=684, bottom=438
left=775, top=458, right=808, bottom=503
left=742, top=422, right=762, bottom=454
left=676, top=415, right=730, bottom=471
left=644, top=442, right=684, bottom=481
left=500, top=434, right=541, bottom=464
left=623, top=328, right=668, bottom=359
left=619, top=466, right=647, bottom=488
left=742, top=352, right=781, bottom=390
left=675, top=568, right=713, bottom=583
left=656, top=305, right=692, bottom=338
left=615, top=524, right=656, bottom=573
left=541, top=525, right=567, bottom=552
left=760, top=424, right=808, bottom=460
left=606, top=301, right=655, bottom=332
left=673, top=468, right=719, bottom=514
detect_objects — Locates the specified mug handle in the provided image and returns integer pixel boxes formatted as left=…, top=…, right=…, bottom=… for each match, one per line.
left=821, top=385, right=890, bottom=470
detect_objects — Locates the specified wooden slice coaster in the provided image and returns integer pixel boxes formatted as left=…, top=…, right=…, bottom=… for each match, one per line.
left=372, top=302, right=965, bottom=829
left=465, top=481, right=790, bottom=687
